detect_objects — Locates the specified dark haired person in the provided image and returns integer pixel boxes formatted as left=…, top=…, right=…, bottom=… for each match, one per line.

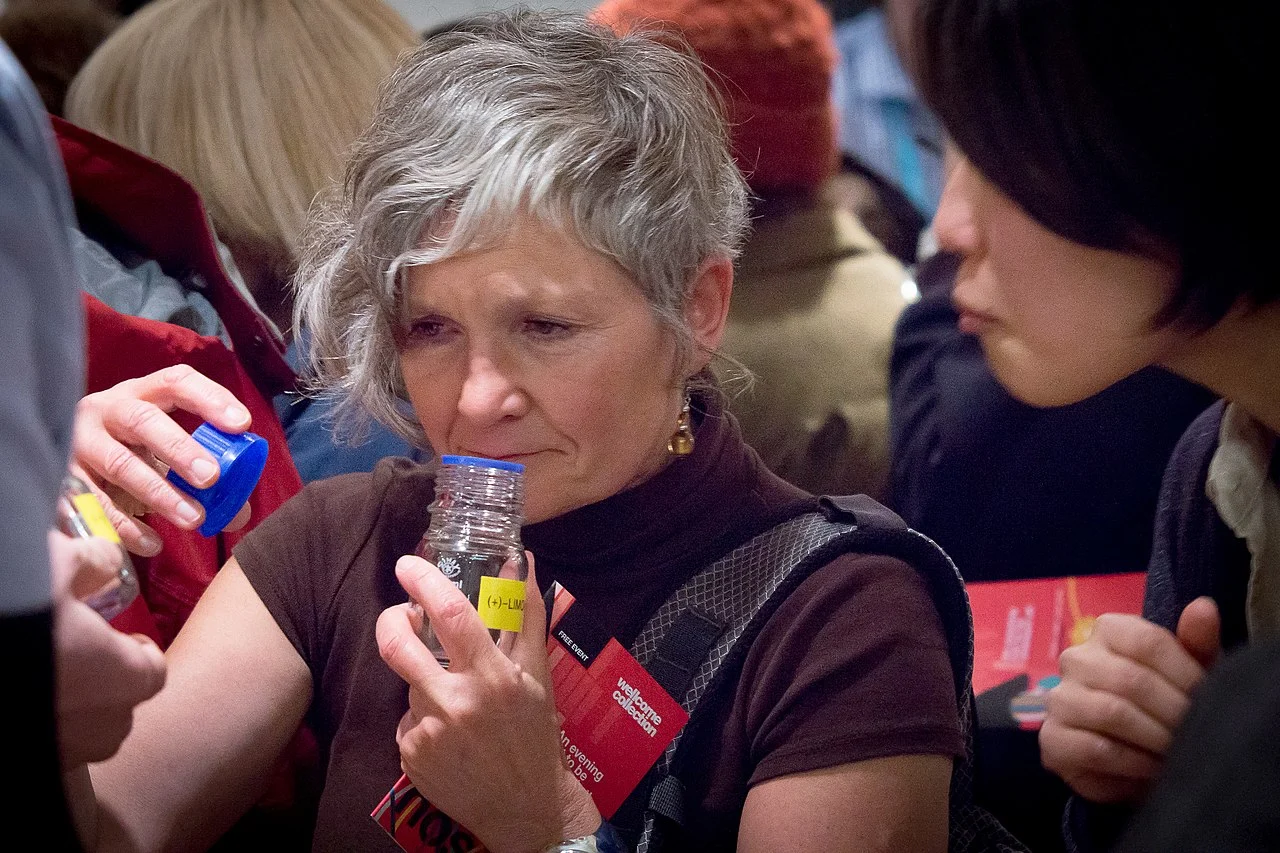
left=893, top=0, right=1274, bottom=849
left=890, top=246, right=1215, bottom=852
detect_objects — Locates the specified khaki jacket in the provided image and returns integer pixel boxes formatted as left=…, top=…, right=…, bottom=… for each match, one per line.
left=723, top=202, right=907, bottom=499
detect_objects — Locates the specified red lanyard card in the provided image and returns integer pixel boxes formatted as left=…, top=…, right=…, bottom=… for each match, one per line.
left=372, top=583, right=688, bottom=850
left=547, top=583, right=689, bottom=819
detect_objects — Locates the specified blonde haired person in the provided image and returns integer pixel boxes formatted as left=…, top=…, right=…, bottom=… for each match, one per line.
left=65, top=0, right=418, bottom=331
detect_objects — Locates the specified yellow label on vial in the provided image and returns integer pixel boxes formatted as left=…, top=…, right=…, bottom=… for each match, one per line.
left=478, top=576, right=526, bottom=632
left=71, top=493, right=122, bottom=544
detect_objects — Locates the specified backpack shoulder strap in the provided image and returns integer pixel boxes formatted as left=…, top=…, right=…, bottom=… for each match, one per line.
left=622, top=495, right=1029, bottom=853
left=630, top=509, right=855, bottom=718
left=616, top=506, right=858, bottom=850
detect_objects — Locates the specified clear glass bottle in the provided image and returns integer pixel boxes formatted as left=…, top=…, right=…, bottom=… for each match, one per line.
left=55, top=475, right=140, bottom=620
left=416, top=455, right=528, bottom=667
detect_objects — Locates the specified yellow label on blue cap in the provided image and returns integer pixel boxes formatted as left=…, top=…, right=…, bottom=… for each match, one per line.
left=478, top=576, right=526, bottom=632
left=71, top=493, right=122, bottom=544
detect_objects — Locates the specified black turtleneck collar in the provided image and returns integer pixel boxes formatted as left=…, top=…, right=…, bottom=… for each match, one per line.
left=521, top=393, right=814, bottom=645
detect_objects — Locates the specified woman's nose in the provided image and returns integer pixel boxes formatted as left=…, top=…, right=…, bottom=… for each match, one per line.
left=457, top=356, right=525, bottom=423
left=932, top=154, right=980, bottom=257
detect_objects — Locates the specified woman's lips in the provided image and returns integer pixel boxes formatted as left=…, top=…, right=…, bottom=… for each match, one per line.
left=458, top=449, right=541, bottom=462
left=953, top=298, right=998, bottom=335
left=957, top=310, right=996, bottom=335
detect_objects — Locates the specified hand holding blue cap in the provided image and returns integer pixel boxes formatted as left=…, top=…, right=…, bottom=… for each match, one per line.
left=166, top=423, right=268, bottom=536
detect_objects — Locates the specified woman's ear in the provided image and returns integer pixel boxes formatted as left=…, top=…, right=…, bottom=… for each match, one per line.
left=685, top=256, right=734, bottom=370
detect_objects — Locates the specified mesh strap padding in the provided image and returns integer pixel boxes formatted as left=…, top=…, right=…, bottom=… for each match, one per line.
left=628, top=510, right=1029, bottom=853
left=644, top=608, right=725, bottom=703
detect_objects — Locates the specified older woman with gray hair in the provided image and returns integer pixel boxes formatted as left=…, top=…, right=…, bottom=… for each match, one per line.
left=68, top=11, right=963, bottom=852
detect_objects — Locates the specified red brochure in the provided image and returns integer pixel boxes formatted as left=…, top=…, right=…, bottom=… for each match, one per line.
left=373, top=583, right=688, bottom=850
left=372, top=776, right=484, bottom=853
left=546, top=584, right=689, bottom=819
left=968, top=572, right=1146, bottom=730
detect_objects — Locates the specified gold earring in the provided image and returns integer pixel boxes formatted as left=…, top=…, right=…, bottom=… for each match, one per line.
left=667, top=391, right=694, bottom=457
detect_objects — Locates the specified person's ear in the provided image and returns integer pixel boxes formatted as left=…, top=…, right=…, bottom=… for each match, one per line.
left=684, top=256, right=733, bottom=371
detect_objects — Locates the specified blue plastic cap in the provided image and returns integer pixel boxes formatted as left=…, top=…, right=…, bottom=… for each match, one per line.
left=166, top=423, right=269, bottom=536
left=440, top=454, right=525, bottom=473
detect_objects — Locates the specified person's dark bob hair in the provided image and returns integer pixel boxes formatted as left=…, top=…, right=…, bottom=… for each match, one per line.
left=907, top=0, right=1271, bottom=328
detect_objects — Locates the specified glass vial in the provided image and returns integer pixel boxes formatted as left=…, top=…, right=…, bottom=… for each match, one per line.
left=55, top=475, right=140, bottom=620
left=416, top=455, right=528, bottom=668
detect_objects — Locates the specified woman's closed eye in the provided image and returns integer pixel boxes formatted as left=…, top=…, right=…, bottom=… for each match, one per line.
left=405, top=315, right=458, bottom=343
left=522, top=316, right=576, bottom=341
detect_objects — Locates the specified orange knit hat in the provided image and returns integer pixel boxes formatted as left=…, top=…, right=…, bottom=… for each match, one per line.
left=593, top=0, right=838, bottom=192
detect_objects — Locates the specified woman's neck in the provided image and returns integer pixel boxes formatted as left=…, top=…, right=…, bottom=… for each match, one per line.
left=1162, top=301, right=1280, bottom=435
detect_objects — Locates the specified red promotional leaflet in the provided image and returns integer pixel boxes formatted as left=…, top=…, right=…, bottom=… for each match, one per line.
left=967, top=573, right=1146, bottom=730
left=372, top=776, right=484, bottom=853
left=373, top=584, right=688, bottom=852
left=546, top=590, right=689, bottom=819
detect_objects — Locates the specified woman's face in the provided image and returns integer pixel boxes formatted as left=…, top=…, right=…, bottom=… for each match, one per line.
left=398, top=217, right=721, bottom=523
left=934, top=154, right=1184, bottom=407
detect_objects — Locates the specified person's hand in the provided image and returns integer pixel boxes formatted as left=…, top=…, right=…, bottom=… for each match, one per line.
left=49, top=531, right=166, bottom=767
left=377, top=553, right=600, bottom=853
left=71, top=365, right=253, bottom=556
left=1040, top=598, right=1221, bottom=804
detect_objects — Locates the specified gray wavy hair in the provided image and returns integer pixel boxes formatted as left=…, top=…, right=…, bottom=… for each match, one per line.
left=293, top=8, right=750, bottom=446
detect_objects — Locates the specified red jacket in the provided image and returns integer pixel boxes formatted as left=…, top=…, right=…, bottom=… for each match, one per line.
left=81, top=296, right=303, bottom=645
left=54, top=116, right=302, bottom=646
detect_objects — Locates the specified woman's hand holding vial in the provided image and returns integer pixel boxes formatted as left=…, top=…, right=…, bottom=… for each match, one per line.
left=378, top=551, right=601, bottom=853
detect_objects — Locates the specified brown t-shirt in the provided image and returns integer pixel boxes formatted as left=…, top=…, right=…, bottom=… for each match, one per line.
left=235, top=407, right=962, bottom=851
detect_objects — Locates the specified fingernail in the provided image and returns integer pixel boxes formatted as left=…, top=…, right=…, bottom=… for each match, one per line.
left=396, top=555, right=430, bottom=579
left=176, top=499, right=204, bottom=526
left=225, top=405, right=250, bottom=427
left=190, top=457, right=218, bottom=485
left=138, top=532, right=162, bottom=554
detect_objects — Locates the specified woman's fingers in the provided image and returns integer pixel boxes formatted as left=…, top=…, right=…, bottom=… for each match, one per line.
left=74, top=409, right=207, bottom=531
left=394, top=555, right=497, bottom=672
left=1058, top=637, right=1192, bottom=733
left=1089, top=613, right=1206, bottom=694
left=380, top=552, right=586, bottom=852
left=124, top=364, right=251, bottom=436
left=71, top=366, right=254, bottom=532
left=224, top=501, right=253, bottom=533
left=48, top=531, right=121, bottom=601
left=511, top=552, right=550, bottom=676
left=1039, top=715, right=1162, bottom=803
left=377, top=600, right=443, bottom=689
left=64, top=463, right=164, bottom=557
left=1175, top=596, right=1222, bottom=668
left=1041, top=613, right=1208, bottom=804
left=99, top=394, right=219, bottom=487
left=1043, top=678, right=1173, bottom=757
left=112, top=512, right=164, bottom=558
